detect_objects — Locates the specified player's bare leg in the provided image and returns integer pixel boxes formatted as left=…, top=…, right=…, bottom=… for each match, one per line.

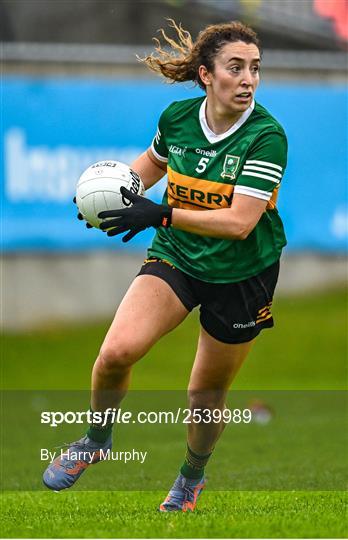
left=187, top=328, right=253, bottom=454
left=43, top=274, right=188, bottom=491
left=91, top=274, right=189, bottom=411
left=159, top=329, right=253, bottom=511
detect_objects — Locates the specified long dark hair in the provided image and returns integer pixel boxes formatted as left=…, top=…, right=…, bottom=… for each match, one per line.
left=139, top=19, right=261, bottom=89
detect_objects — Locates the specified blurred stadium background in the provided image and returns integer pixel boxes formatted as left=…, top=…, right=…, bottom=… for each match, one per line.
left=1, top=0, right=347, bottom=330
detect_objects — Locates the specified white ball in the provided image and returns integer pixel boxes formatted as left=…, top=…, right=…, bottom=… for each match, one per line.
left=76, top=160, right=145, bottom=229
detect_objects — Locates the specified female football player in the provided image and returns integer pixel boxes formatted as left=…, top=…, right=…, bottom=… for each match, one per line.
left=44, top=19, right=287, bottom=512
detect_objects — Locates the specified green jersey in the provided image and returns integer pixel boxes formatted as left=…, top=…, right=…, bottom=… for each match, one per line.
left=148, top=96, right=287, bottom=283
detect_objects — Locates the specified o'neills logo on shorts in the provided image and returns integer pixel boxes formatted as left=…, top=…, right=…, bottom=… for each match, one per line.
left=233, top=321, right=256, bottom=329
left=167, top=166, right=233, bottom=210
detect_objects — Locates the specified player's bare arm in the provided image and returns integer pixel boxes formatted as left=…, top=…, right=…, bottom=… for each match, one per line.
left=171, top=193, right=267, bottom=240
left=131, top=148, right=166, bottom=190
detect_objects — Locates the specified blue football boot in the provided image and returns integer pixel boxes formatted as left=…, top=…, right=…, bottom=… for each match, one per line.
left=159, top=473, right=205, bottom=512
left=43, top=435, right=112, bottom=491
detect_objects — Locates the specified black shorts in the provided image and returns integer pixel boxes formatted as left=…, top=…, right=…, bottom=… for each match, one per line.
left=137, top=257, right=280, bottom=344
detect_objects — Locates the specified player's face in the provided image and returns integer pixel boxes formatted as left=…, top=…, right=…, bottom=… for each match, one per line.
left=203, top=41, right=260, bottom=114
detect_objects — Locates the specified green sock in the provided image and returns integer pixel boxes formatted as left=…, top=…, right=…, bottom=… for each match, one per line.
left=86, top=407, right=114, bottom=444
left=180, top=445, right=212, bottom=479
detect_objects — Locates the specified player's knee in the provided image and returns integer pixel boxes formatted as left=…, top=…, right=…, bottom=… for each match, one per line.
left=188, top=390, right=225, bottom=414
left=98, top=340, right=141, bottom=371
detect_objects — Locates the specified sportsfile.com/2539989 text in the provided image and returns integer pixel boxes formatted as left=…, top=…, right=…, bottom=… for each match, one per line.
left=40, top=408, right=252, bottom=427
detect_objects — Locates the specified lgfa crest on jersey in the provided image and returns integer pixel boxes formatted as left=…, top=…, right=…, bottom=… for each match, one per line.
left=221, top=155, right=240, bottom=180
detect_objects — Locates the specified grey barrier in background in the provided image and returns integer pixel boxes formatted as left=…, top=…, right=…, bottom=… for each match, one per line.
left=1, top=252, right=347, bottom=330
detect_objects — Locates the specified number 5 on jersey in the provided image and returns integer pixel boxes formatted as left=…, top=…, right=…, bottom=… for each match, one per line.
left=195, top=157, right=210, bottom=173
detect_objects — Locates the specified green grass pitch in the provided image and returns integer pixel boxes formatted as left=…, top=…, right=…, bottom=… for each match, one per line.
left=1, top=288, right=347, bottom=538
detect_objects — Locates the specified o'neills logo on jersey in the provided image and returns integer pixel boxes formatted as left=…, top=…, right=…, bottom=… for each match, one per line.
left=169, top=145, right=187, bottom=158
left=167, top=167, right=233, bottom=210
left=195, top=148, right=217, bottom=158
